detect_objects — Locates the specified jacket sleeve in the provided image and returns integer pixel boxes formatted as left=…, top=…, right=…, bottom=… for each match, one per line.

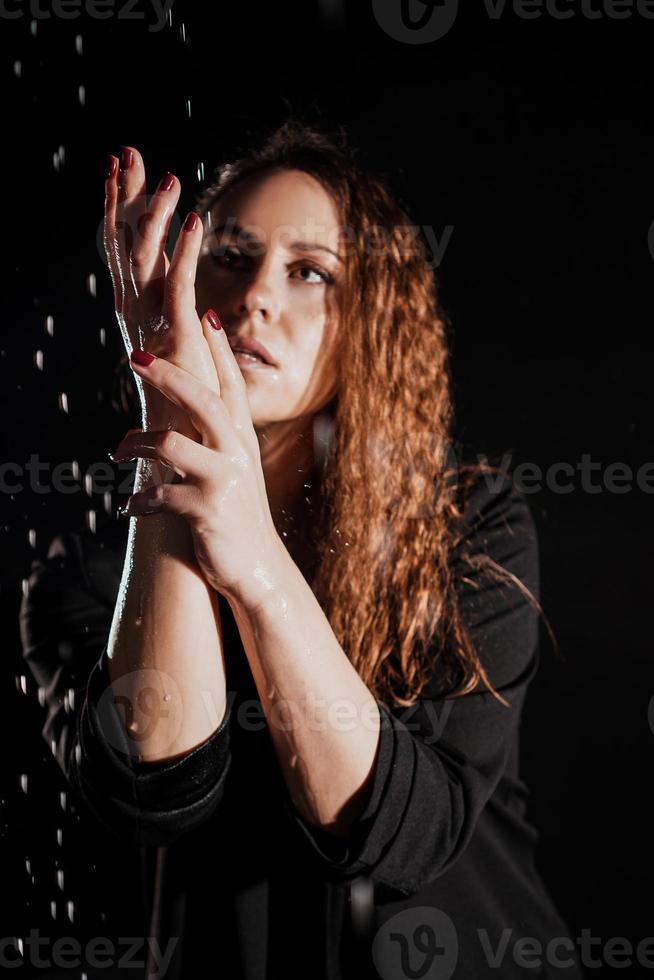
left=19, top=530, right=233, bottom=848
left=280, top=473, right=541, bottom=896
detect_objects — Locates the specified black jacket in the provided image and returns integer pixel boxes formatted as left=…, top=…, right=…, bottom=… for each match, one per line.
left=19, top=473, right=584, bottom=979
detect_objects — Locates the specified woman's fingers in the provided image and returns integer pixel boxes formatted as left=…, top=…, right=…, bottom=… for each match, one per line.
left=109, top=428, right=215, bottom=484
left=115, top=146, right=146, bottom=310
left=162, top=209, right=204, bottom=335
left=128, top=350, right=242, bottom=455
left=130, top=170, right=181, bottom=332
left=120, top=480, right=206, bottom=520
left=200, top=309, right=260, bottom=454
left=104, top=155, right=124, bottom=311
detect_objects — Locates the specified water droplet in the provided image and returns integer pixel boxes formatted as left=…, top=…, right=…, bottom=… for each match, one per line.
left=34, top=349, right=44, bottom=370
left=179, top=22, right=186, bottom=42
left=50, top=900, right=57, bottom=920
left=58, top=393, right=69, bottom=414
left=75, top=34, right=83, bottom=55
left=50, top=738, right=57, bottom=755
left=67, top=900, right=75, bottom=922
left=25, top=858, right=31, bottom=874
left=84, top=474, right=94, bottom=496
left=74, top=744, right=82, bottom=766
left=71, top=460, right=80, bottom=480
left=86, top=510, right=96, bottom=533
left=163, top=693, right=171, bottom=702
left=60, top=791, right=67, bottom=811
left=37, top=686, right=46, bottom=707
left=103, top=491, right=112, bottom=514
left=99, top=327, right=106, bottom=347
left=56, top=828, right=63, bottom=847
left=19, top=774, right=28, bottom=793
left=21, top=578, right=29, bottom=597
left=13, top=60, right=21, bottom=78
left=86, top=273, right=96, bottom=297
left=197, top=161, right=205, bottom=182
left=28, top=528, right=36, bottom=548
left=185, top=99, right=192, bottom=120
left=78, top=85, right=85, bottom=106
left=45, top=315, right=54, bottom=336
left=57, top=869, right=64, bottom=890
left=16, top=674, right=28, bottom=695
left=30, top=18, right=37, bottom=35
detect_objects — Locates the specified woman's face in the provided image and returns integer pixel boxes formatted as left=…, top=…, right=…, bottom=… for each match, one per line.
left=195, top=168, right=343, bottom=427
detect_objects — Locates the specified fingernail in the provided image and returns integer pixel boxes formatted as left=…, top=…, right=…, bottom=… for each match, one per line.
left=120, top=146, right=134, bottom=171
left=206, top=308, right=222, bottom=331
left=183, top=211, right=199, bottom=233
left=157, top=171, right=175, bottom=192
left=130, top=350, right=156, bottom=367
left=105, top=155, right=117, bottom=179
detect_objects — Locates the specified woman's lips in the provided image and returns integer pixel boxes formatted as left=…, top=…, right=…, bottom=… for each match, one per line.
left=233, top=350, right=274, bottom=369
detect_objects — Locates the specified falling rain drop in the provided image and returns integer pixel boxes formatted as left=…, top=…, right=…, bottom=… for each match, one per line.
left=57, top=869, right=64, bottom=890
left=21, top=578, right=29, bottom=597
left=59, top=393, right=69, bottom=414
left=103, top=491, right=112, bottom=514
left=74, top=744, right=82, bottom=766
left=179, top=22, right=186, bottom=43
left=197, top=161, right=205, bottom=182
left=86, top=509, right=96, bottom=533
left=50, top=900, right=56, bottom=920
left=60, top=791, right=67, bottom=811
left=34, top=349, right=44, bottom=370
left=84, top=474, right=93, bottom=497
left=99, top=327, right=106, bottom=347
left=67, top=900, right=75, bottom=922
left=50, top=737, right=57, bottom=755
left=58, top=145, right=66, bottom=165
left=45, top=315, right=54, bottom=336
left=167, top=6, right=173, bottom=26
left=37, top=686, right=46, bottom=707
left=56, top=828, right=63, bottom=847
left=78, top=85, right=85, bottom=106
left=19, top=774, right=28, bottom=793
left=28, top=528, right=36, bottom=548
left=14, top=60, right=21, bottom=78
left=75, top=34, right=83, bottom=55
left=72, top=460, right=80, bottom=480
left=25, top=858, right=31, bottom=874
left=16, top=674, right=28, bottom=695
left=185, top=99, right=192, bottom=120
left=86, top=272, right=96, bottom=297
left=30, top=19, right=37, bottom=36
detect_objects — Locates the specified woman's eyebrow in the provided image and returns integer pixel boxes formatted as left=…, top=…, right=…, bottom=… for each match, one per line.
left=211, top=221, right=343, bottom=264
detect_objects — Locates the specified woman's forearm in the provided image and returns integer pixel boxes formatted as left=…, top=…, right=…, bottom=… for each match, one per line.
left=106, top=458, right=228, bottom=764
left=229, top=540, right=381, bottom=838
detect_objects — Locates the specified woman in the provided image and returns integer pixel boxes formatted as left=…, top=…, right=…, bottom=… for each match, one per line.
left=20, top=122, right=583, bottom=979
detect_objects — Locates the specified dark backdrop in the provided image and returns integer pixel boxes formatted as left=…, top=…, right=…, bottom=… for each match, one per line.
left=1, top=1, right=652, bottom=976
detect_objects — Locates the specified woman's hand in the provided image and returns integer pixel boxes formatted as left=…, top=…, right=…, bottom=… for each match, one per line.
left=108, top=338, right=288, bottom=610
left=104, top=145, right=218, bottom=441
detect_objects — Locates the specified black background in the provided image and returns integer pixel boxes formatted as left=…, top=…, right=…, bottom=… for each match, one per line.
left=1, top=0, right=653, bottom=975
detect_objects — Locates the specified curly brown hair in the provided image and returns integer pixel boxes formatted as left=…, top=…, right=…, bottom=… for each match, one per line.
left=116, top=118, right=554, bottom=708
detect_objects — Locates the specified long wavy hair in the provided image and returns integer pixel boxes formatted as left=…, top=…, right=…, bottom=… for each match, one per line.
left=114, top=119, right=554, bottom=708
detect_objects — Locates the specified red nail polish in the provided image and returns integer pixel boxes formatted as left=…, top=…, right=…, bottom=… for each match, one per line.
left=106, top=155, right=117, bottom=179
left=183, top=211, right=199, bottom=233
left=206, top=309, right=222, bottom=331
left=120, top=146, right=134, bottom=170
left=130, top=350, right=156, bottom=367
left=158, top=172, right=175, bottom=192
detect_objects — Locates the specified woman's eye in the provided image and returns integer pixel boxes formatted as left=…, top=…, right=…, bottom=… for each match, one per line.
left=292, top=265, right=332, bottom=285
left=211, top=247, right=242, bottom=266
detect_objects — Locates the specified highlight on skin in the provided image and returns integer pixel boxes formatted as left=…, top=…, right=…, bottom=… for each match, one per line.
left=113, top=120, right=554, bottom=709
